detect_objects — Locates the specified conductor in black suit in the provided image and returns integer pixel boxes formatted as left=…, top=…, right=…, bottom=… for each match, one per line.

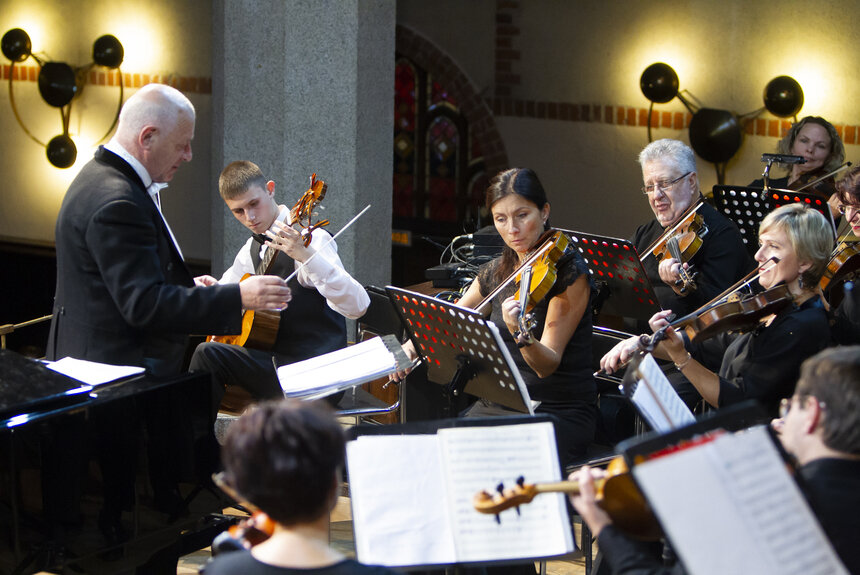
left=45, top=83, right=291, bottom=544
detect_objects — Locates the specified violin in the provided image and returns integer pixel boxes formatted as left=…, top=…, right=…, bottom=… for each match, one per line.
left=473, top=456, right=661, bottom=540
left=474, top=229, right=569, bottom=328
left=645, top=202, right=708, bottom=296
left=210, top=471, right=276, bottom=555
left=820, top=241, right=860, bottom=292
left=787, top=161, right=852, bottom=200
left=211, top=511, right=276, bottom=555
left=290, top=173, right=330, bottom=247
left=661, top=284, right=793, bottom=344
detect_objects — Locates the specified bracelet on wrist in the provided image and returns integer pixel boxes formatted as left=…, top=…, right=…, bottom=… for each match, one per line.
left=674, top=352, right=692, bottom=370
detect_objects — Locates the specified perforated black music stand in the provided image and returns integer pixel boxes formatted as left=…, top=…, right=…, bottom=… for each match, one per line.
left=385, top=286, right=533, bottom=414
left=712, top=185, right=836, bottom=257
left=561, top=229, right=662, bottom=322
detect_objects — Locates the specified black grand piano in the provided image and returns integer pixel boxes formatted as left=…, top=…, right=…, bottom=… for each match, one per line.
left=0, top=349, right=231, bottom=574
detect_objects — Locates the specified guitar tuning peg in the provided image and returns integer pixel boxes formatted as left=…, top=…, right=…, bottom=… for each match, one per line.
left=494, top=514, right=501, bottom=525
left=514, top=505, right=521, bottom=516
left=516, top=476, right=525, bottom=487
left=495, top=482, right=505, bottom=494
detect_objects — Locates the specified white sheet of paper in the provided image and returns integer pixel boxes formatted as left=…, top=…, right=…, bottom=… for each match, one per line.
left=633, top=426, right=848, bottom=575
left=438, top=422, right=573, bottom=562
left=44, top=356, right=144, bottom=386
left=632, top=353, right=695, bottom=431
left=347, top=435, right=457, bottom=566
left=277, top=336, right=397, bottom=396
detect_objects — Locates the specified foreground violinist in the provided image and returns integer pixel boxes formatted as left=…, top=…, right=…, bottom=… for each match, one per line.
left=393, top=168, right=597, bottom=466
left=572, top=346, right=860, bottom=574
left=203, top=400, right=397, bottom=575
left=601, top=203, right=832, bottom=415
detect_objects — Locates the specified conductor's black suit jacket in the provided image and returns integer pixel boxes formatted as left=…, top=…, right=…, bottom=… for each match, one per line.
left=48, top=147, right=242, bottom=375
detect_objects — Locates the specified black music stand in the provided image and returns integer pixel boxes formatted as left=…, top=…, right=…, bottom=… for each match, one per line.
left=561, top=229, right=662, bottom=323
left=385, top=286, right=533, bottom=414
left=712, top=185, right=836, bottom=258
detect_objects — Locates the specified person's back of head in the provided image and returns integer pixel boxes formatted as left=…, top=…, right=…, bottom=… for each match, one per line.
left=795, top=346, right=860, bottom=456
left=220, top=399, right=346, bottom=526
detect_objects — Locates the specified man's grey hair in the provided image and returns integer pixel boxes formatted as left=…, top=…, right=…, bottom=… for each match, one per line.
left=638, top=139, right=698, bottom=177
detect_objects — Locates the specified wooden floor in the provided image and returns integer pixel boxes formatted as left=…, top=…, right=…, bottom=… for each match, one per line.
left=176, top=496, right=589, bottom=575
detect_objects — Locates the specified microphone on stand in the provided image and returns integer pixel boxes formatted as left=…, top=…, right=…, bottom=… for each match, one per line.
left=761, top=153, right=806, bottom=164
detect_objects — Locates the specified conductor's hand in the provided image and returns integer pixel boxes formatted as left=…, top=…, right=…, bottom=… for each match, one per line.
left=599, top=335, right=642, bottom=375
left=568, top=465, right=612, bottom=537
left=239, top=276, right=292, bottom=311
left=194, top=274, right=218, bottom=287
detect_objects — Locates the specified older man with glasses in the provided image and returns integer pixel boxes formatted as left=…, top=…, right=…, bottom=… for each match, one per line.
left=632, top=139, right=753, bottom=320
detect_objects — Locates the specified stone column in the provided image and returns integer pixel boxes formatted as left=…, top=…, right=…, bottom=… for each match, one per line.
left=211, top=0, right=395, bottom=290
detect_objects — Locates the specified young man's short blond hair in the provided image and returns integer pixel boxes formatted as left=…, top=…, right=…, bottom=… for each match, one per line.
left=219, top=160, right=267, bottom=201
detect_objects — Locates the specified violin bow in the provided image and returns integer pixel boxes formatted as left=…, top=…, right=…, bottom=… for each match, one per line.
left=792, top=161, right=852, bottom=193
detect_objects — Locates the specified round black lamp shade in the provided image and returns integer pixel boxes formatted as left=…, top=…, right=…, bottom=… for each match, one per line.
left=763, top=76, right=804, bottom=118
left=688, top=108, right=742, bottom=164
left=46, top=134, right=77, bottom=168
left=38, top=62, right=78, bottom=107
left=93, top=35, right=124, bottom=69
left=640, top=63, right=679, bottom=104
left=1, top=28, right=31, bottom=62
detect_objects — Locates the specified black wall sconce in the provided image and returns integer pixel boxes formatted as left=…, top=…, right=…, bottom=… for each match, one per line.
left=640, top=62, right=804, bottom=183
left=1, top=28, right=124, bottom=168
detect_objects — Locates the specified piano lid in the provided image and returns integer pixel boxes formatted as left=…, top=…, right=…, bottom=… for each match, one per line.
left=0, top=349, right=89, bottom=423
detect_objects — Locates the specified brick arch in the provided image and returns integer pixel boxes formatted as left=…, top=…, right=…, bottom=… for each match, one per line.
left=396, top=25, right=508, bottom=176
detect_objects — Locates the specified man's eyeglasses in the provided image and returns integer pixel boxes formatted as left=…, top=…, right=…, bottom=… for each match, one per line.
left=837, top=203, right=860, bottom=216
left=778, top=396, right=826, bottom=418
left=641, top=172, right=692, bottom=195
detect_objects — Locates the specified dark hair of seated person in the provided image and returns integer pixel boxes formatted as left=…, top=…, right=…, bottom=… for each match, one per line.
left=220, top=399, right=345, bottom=525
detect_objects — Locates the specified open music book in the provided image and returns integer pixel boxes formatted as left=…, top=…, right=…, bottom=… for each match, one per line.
left=623, top=353, right=695, bottom=432
left=630, top=425, right=849, bottom=575
left=346, top=419, right=573, bottom=567
left=276, top=335, right=414, bottom=401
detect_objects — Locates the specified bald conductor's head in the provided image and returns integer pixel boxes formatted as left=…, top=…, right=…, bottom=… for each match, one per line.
left=113, top=84, right=195, bottom=183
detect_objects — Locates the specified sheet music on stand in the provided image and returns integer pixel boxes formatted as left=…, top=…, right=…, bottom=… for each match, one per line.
left=345, top=415, right=573, bottom=568
left=712, top=185, right=836, bottom=257
left=561, top=229, right=661, bottom=322
left=619, top=353, right=695, bottom=432
left=622, top=423, right=849, bottom=575
left=276, top=335, right=414, bottom=401
left=385, top=286, right=533, bottom=414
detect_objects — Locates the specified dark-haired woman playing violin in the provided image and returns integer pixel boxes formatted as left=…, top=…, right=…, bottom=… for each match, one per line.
left=601, top=203, right=833, bottom=415
left=394, top=168, right=597, bottom=466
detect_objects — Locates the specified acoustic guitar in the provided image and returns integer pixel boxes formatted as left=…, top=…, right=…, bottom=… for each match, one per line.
left=206, top=237, right=284, bottom=351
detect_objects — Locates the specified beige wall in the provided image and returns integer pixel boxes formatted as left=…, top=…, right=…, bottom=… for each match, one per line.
left=2, top=0, right=859, bottom=262
left=0, top=0, right=212, bottom=260
left=399, top=0, right=860, bottom=238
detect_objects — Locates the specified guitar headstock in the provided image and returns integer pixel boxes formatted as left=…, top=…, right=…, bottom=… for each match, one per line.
left=473, top=477, right=539, bottom=517
left=290, top=173, right=330, bottom=246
